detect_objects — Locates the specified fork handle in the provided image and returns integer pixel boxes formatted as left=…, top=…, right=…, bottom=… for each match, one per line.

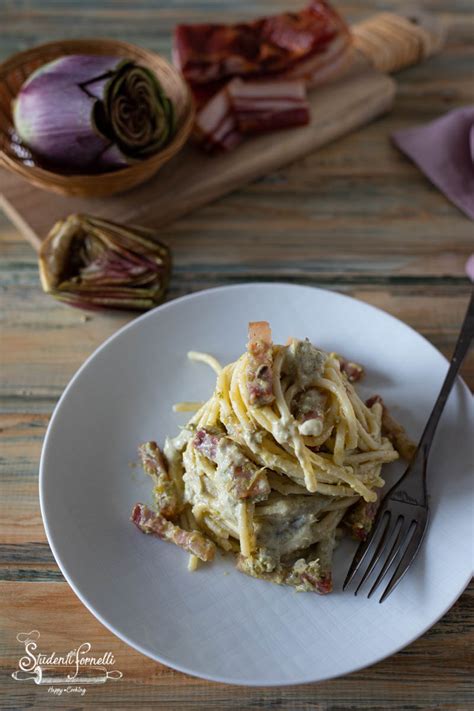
left=418, top=287, right=474, bottom=456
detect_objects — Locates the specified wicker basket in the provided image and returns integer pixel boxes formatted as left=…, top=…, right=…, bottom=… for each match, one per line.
left=0, top=39, right=194, bottom=197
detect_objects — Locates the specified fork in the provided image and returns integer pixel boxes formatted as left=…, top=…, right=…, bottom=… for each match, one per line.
left=343, top=288, right=474, bottom=603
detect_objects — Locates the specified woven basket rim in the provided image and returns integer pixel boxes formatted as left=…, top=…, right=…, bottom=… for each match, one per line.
left=0, top=37, right=182, bottom=71
left=0, top=38, right=194, bottom=186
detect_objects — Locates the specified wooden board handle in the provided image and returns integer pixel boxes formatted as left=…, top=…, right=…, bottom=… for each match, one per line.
left=353, top=10, right=445, bottom=74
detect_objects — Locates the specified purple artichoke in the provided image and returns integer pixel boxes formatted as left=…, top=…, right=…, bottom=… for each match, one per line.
left=13, top=55, right=175, bottom=172
left=39, top=214, right=171, bottom=311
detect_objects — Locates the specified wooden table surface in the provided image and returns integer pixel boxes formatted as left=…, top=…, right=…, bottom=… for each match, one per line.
left=1, top=1, right=473, bottom=709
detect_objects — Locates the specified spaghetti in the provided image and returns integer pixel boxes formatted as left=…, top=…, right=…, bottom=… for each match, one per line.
left=131, top=321, right=414, bottom=594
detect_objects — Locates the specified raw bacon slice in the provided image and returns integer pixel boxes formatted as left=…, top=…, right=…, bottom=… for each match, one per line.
left=261, top=6, right=332, bottom=57
left=173, top=22, right=262, bottom=85
left=173, top=1, right=351, bottom=87
left=195, top=78, right=310, bottom=150
left=227, top=78, right=310, bottom=134
left=194, top=84, right=242, bottom=152
left=281, top=29, right=352, bottom=86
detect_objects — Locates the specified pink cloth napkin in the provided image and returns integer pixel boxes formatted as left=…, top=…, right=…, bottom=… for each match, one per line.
left=466, top=254, right=474, bottom=281
left=392, top=107, right=474, bottom=220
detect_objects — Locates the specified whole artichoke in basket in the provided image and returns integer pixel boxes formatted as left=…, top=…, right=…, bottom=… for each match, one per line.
left=13, top=55, right=175, bottom=172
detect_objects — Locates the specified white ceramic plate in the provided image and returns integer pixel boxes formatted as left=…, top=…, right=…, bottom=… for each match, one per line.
left=40, top=284, right=474, bottom=686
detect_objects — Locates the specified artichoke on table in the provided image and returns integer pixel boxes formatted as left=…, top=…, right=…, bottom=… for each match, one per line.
left=13, top=55, right=175, bottom=172
left=39, top=214, right=171, bottom=311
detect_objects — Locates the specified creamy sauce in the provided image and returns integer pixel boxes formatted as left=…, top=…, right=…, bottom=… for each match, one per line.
left=284, top=340, right=327, bottom=389
left=254, top=495, right=329, bottom=559
left=244, top=428, right=265, bottom=449
left=298, top=418, right=324, bottom=436
left=257, top=513, right=318, bottom=557
left=272, top=415, right=296, bottom=444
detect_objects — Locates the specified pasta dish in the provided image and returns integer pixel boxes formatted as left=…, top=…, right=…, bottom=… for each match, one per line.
left=131, top=321, right=415, bottom=594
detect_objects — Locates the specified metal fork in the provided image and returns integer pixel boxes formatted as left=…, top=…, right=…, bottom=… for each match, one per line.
left=343, top=287, right=474, bottom=602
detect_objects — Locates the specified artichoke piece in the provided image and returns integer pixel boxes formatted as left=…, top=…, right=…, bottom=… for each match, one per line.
left=39, top=214, right=171, bottom=311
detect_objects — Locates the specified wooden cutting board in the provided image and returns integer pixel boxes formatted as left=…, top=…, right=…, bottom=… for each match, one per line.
left=0, top=12, right=443, bottom=250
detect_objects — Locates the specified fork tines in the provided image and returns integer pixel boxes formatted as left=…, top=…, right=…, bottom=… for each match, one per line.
left=343, top=500, right=429, bottom=602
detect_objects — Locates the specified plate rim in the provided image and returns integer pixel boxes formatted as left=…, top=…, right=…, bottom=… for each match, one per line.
left=39, top=282, right=474, bottom=686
